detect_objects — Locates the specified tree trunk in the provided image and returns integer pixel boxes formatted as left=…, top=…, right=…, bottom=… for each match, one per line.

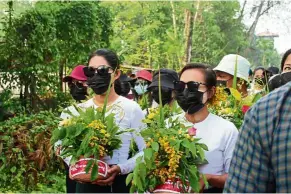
left=59, top=59, right=65, bottom=92
left=183, top=9, right=192, bottom=66
left=238, top=0, right=247, bottom=21
left=183, top=1, right=199, bottom=66
left=248, top=0, right=265, bottom=46
left=170, top=0, right=177, bottom=38
left=30, top=73, right=38, bottom=112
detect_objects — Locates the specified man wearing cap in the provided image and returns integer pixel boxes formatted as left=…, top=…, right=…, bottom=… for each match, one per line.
left=63, top=65, right=88, bottom=102
left=214, top=54, right=251, bottom=97
left=148, top=69, right=179, bottom=108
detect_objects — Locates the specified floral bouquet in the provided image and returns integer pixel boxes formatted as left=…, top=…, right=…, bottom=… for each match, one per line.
left=51, top=106, right=123, bottom=182
left=127, top=103, right=208, bottom=193
left=127, top=71, right=208, bottom=193
left=144, top=102, right=182, bottom=125
left=209, top=86, right=263, bottom=129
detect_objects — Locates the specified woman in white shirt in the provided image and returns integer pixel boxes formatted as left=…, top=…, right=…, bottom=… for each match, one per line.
left=61, top=49, right=146, bottom=193
left=173, top=63, right=238, bottom=192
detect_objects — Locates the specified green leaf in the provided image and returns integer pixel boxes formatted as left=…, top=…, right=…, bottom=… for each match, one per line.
left=144, top=148, right=153, bottom=160
left=90, top=162, right=98, bottom=181
left=126, top=173, right=134, bottom=186
left=10, top=166, right=17, bottom=173
left=197, top=143, right=208, bottom=151
left=197, top=146, right=205, bottom=161
left=252, top=93, right=262, bottom=103
left=85, top=159, right=94, bottom=174
left=202, top=174, right=209, bottom=189
left=181, top=139, right=191, bottom=148
left=151, top=142, right=159, bottom=152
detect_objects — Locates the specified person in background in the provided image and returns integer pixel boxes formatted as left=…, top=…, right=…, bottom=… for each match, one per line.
left=114, top=74, right=134, bottom=100
left=134, top=70, right=152, bottom=97
left=248, top=69, right=253, bottom=84
left=59, top=64, right=88, bottom=193
left=268, top=71, right=291, bottom=92
left=250, top=66, right=267, bottom=95
left=133, top=70, right=153, bottom=110
left=267, top=66, right=279, bottom=76
left=173, top=63, right=238, bottom=193
left=148, top=69, right=179, bottom=108
left=63, top=65, right=88, bottom=102
left=253, top=66, right=265, bottom=79
left=281, top=49, right=291, bottom=73
left=224, top=82, right=291, bottom=193
left=214, top=54, right=250, bottom=97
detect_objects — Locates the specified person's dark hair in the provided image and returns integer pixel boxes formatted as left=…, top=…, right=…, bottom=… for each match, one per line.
left=179, top=63, right=217, bottom=89
left=267, top=66, right=279, bottom=75
left=88, top=49, right=120, bottom=70
left=281, top=49, right=291, bottom=71
left=253, top=66, right=265, bottom=75
left=249, top=69, right=253, bottom=76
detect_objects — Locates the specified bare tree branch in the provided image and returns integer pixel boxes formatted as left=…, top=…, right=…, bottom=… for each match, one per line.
left=259, top=1, right=280, bottom=17
left=238, top=0, right=247, bottom=21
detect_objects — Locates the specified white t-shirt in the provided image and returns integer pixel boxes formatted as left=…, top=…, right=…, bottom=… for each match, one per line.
left=172, top=113, right=238, bottom=175
left=59, top=96, right=146, bottom=175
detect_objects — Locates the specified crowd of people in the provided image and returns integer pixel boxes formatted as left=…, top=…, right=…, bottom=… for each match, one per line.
left=57, top=48, right=291, bottom=193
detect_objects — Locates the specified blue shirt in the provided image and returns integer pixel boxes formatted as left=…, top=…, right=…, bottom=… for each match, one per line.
left=224, top=82, right=291, bottom=193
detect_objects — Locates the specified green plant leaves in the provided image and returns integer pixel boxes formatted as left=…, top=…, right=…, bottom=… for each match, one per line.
left=151, top=142, right=159, bottom=152
left=90, top=162, right=98, bottom=181
left=126, top=173, right=134, bottom=186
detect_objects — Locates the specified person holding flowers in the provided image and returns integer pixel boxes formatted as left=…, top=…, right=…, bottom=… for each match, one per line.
left=58, top=64, right=89, bottom=193
left=173, top=63, right=239, bottom=192
left=214, top=54, right=250, bottom=97
left=57, top=49, right=146, bottom=193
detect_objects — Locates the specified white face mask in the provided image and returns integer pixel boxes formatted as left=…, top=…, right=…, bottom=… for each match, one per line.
left=134, top=84, right=148, bottom=95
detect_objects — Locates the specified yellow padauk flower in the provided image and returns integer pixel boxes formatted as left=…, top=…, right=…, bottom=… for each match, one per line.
left=60, top=119, right=72, bottom=126
left=210, top=86, right=228, bottom=107
left=87, top=120, right=106, bottom=130
left=219, top=107, right=233, bottom=115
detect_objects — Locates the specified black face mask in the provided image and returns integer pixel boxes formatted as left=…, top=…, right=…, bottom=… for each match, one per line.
left=87, top=73, right=111, bottom=95
left=254, top=77, right=265, bottom=86
left=115, top=82, right=131, bottom=97
left=216, top=80, right=227, bottom=87
left=281, top=71, right=291, bottom=84
left=69, top=83, right=88, bottom=102
left=175, top=89, right=204, bottom=114
left=151, top=87, right=173, bottom=106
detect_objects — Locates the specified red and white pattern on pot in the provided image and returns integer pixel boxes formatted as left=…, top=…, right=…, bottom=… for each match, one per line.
left=153, top=179, right=191, bottom=193
left=69, top=158, right=108, bottom=178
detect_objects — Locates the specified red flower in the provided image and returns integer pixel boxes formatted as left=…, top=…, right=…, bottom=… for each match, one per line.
left=188, top=127, right=197, bottom=136
left=242, top=105, right=250, bottom=114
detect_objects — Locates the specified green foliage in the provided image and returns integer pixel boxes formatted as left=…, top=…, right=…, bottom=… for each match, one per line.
left=0, top=111, right=65, bottom=192
left=255, top=38, right=281, bottom=67
left=127, top=105, right=208, bottom=193
left=103, top=1, right=247, bottom=68
left=51, top=106, right=124, bottom=181
left=0, top=1, right=113, bottom=112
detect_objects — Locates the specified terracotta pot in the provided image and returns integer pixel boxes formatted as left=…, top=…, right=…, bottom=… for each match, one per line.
left=153, top=179, right=191, bottom=193
left=69, top=158, right=108, bottom=182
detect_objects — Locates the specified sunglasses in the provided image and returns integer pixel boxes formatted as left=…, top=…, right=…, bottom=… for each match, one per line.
left=174, top=81, right=207, bottom=92
left=68, top=81, right=84, bottom=89
left=83, top=65, right=114, bottom=77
